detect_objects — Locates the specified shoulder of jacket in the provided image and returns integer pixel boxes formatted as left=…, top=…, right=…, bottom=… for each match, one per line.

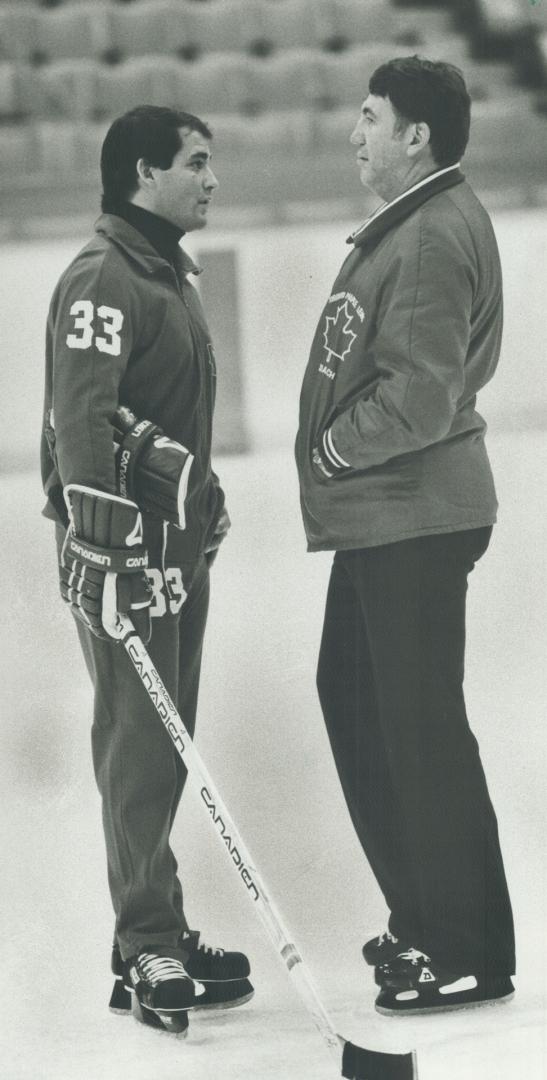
left=412, top=189, right=483, bottom=257
left=56, top=232, right=141, bottom=298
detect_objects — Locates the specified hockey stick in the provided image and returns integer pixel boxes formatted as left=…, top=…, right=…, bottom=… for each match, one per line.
left=118, top=615, right=417, bottom=1080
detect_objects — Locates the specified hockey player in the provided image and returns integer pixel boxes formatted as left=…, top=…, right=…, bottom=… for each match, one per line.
left=295, top=58, right=515, bottom=1014
left=41, top=105, right=252, bottom=1035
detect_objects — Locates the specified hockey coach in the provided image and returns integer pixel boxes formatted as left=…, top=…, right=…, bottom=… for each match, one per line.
left=295, top=58, right=516, bottom=1015
left=41, top=106, right=252, bottom=1034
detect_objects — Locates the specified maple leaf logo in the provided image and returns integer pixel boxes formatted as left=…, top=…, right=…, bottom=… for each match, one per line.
left=323, top=301, right=357, bottom=364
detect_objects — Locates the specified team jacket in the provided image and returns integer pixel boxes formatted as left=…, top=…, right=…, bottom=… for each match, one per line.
left=41, top=213, right=225, bottom=565
left=295, top=167, right=503, bottom=551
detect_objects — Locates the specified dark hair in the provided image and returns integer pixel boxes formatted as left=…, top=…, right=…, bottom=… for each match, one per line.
left=100, top=105, right=212, bottom=212
left=369, top=56, right=470, bottom=167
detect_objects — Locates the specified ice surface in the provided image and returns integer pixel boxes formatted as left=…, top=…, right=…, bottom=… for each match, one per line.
left=0, top=434, right=545, bottom=1079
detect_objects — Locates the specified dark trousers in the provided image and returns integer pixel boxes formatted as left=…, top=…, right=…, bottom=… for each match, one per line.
left=317, top=527, right=515, bottom=977
left=57, top=523, right=210, bottom=961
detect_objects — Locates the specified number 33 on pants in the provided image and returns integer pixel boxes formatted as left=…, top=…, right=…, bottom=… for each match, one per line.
left=146, top=568, right=187, bottom=618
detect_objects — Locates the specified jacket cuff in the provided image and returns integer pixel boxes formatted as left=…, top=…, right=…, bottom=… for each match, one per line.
left=312, top=428, right=352, bottom=478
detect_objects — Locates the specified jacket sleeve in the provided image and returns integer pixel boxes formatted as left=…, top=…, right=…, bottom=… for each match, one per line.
left=50, top=255, right=136, bottom=494
left=318, top=212, right=475, bottom=475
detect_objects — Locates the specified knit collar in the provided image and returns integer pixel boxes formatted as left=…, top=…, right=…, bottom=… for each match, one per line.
left=115, top=202, right=184, bottom=266
left=95, top=212, right=201, bottom=279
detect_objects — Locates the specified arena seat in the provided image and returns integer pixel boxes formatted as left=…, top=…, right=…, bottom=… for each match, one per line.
left=205, top=109, right=313, bottom=153
left=468, top=97, right=547, bottom=163
left=464, top=0, right=532, bottom=57
left=106, top=1, right=173, bottom=59
left=312, top=104, right=357, bottom=149
left=329, top=0, right=393, bottom=46
left=171, top=52, right=251, bottom=115
left=312, top=44, right=394, bottom=110
left=165, top=0, right=258, bottom=56
left=0, top=59, right=19, bottom=118
left=0, top=5, right=38, bottom=63
left=94, top=55, right=179, bottom=120
left=33, top=3, right=110, bottom=62
left=0, top=123, right=35, bottom=177
left=73, top=118, right=109, bottom=177
left=17, top=58, right=98, bottom=120
left=242, top=49, right=318, bottom=113
left=34, top=119, right=79, bottom=176
left=251, top=0, right=331, bottom=52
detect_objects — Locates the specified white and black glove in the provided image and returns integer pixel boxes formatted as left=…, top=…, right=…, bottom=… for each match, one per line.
left=113, top=406, right=194, bottom=529
left=60, top=485, right=152, bottom=642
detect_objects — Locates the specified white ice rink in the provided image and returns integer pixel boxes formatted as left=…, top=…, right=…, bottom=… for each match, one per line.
left=1, top=431, right=545, bottom=1080
left=0, top=212, right=545, bottom=1079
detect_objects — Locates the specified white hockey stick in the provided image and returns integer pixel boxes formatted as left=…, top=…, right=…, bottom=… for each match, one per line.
left=118, top=616, right=417, bottom=1080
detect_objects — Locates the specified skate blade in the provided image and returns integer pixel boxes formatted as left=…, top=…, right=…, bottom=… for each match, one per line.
left=109, top=978, right=131, bottom=1013
left=375, top=990, right=515, bottom=1017
left=194, top=987, right=255, bottom=1011
left=133, top=997, right=189, bottom=1036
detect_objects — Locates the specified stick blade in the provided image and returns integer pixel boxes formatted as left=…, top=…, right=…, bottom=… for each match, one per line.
left=342, top=1041, right=417, bottom=1080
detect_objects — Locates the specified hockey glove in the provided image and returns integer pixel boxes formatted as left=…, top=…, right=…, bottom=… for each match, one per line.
left=113, top=406, right=194, bottom=529
left=60, top=485, right=152, bottom=643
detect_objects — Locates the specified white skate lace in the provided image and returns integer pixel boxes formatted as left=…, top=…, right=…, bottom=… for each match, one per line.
left=198, top=935, right=224, bottom=957
left=137, top=953, right=191, bottom=986
left=396, top=948, right=431, bottom=965
left=377, top=931, right=399, bottom=946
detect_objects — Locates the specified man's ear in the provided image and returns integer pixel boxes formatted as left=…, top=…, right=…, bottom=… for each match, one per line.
left=408, top=121, right=431, bottom=157
left=135, top=157, right=156, bottom=189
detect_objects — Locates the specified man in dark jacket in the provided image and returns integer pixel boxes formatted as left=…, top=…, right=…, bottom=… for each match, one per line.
left=41, top=106, right=252, bottom=1035
left=295, top=57, right=515, bottom=1015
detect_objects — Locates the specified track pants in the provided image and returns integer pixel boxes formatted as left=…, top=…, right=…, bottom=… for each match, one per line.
left=58, top=520, right=210, bottom=962
left=317, top=527, right=515, bottom=977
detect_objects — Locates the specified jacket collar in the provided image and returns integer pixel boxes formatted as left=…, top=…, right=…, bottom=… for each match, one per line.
left=348, top=164, right=465, bottom=249
left=94, top=213, right=202, bottom=278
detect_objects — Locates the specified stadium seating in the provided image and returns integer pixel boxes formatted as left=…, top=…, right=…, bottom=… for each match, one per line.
left=33, top=3, right=110, bottom=63
left=0, top=58, right=18, bottom=118
left=246, top=0, right=330, bottom=53
left=94, top=55, right=180, bottom=119
left=242, top=49, right=319, bottom=113
left=312, top=45, right=395, bottom=110
left=0, top=0, right=546, bottom=217
left=170, top=52, right=252, bottom=115
left=164, top=0, right=265, bottom=57
left=18, top=57, right=97, bottom=120
left=0, top=5, right=39, bottom=62
left=106, top=2, right=172, bottom=59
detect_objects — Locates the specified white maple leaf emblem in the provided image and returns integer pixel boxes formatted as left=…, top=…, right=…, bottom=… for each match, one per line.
left=323, top=301, right=357, bottom=364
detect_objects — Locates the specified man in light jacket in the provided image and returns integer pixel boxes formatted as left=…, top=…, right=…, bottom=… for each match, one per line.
left=295, top=56, right=515, bottom=1015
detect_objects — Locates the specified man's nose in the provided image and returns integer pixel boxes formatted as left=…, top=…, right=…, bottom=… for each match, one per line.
left=204, top=166, right=219, bottom=191
left=350, top=121, right=364, bottom=147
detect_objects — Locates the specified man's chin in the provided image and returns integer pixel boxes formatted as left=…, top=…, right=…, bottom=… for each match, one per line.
left=359, top=170, right=378, bottom=196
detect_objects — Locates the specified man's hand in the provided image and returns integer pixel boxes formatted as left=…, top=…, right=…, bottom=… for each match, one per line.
left=113, top=406, right=194, bottom=529
left=205, top=507, right=231, bottom=567
left=312, top=446, right=335, bottom=478
left=59, top=485, right=152, bottom=642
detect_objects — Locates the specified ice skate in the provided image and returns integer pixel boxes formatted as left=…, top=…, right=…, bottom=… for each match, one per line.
left=362, top=930, right=411, bottom=967
left=375, top=948, right=514, bottom=1015
left=178, top=930, right=254, bottom=1009
left=110, top=936, right=254, bottom=1018
left=119, top=945, right=204, bottom=1034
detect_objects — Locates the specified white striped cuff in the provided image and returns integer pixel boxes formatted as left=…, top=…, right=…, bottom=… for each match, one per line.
left=322, top=428, right=351, bottom=471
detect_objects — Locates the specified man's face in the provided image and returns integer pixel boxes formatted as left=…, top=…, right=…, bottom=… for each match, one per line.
left=148, top=128, right=218, bottom=232
left=350, top=94, right=414, bottom=202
